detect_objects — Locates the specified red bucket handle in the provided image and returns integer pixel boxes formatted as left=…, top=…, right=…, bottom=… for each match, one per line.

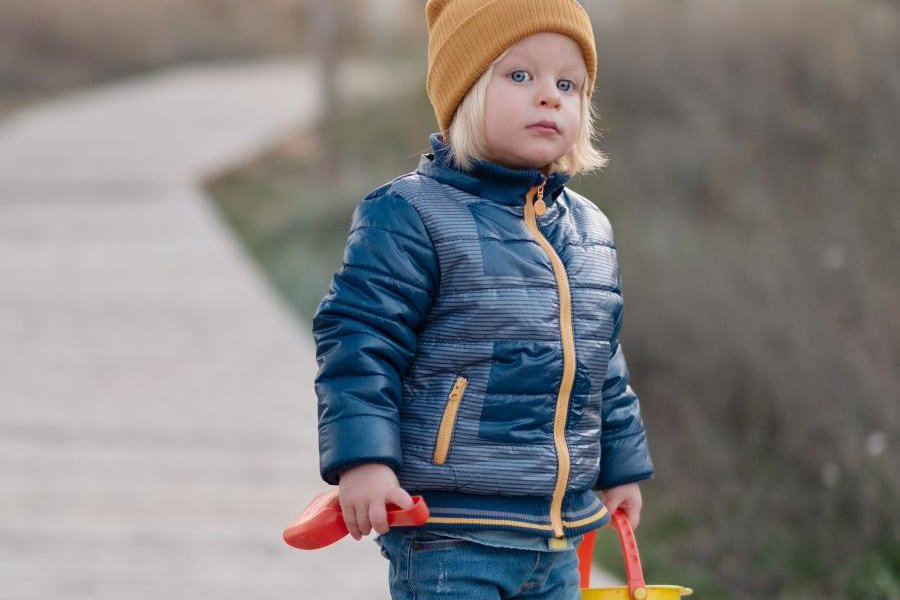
left=576, top=509, right=648, bottom=599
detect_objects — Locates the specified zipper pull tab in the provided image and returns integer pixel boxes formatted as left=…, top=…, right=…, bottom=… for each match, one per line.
left=534, top=179, right=547, bottom=216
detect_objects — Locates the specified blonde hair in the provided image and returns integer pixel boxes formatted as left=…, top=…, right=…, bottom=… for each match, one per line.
left=446, top=47, right=608, bottom=176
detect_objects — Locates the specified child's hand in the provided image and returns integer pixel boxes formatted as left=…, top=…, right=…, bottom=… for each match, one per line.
left=338, top=462, right=414, bottom=540
left=601, top=482, right=643, bottom=530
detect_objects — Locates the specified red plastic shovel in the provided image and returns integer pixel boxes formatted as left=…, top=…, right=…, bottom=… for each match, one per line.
left=282, top=488, right=430, bottom=549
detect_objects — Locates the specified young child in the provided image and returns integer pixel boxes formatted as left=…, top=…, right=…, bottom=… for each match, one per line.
left=313, top=0, right=655, bottom=597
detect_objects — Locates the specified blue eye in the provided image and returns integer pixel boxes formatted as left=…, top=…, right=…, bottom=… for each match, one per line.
left=510, top=70, right=530, bottom=83
left=509, top=70, right=577, bottom=92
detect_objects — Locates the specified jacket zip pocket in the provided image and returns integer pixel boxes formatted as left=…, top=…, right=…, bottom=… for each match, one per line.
left=433, top=375, right=469, bottom=465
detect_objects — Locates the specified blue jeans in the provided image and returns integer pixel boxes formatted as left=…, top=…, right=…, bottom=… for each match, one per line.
left=375, top=528, right=581, bottom=599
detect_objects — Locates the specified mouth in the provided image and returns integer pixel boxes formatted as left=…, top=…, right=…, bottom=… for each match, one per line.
left=527, top=121, right=560, bottom=134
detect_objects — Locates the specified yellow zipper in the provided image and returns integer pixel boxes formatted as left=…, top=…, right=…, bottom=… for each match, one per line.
left=524, top=178, right=575, bottom=538
left=433, top=375, right=469, bottom=465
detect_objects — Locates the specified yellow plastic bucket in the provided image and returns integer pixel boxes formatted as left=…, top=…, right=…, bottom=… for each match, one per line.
left=577, top=510, right=693, bottom=600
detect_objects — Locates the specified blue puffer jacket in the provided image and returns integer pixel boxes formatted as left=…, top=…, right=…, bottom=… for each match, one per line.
left=314, top=132, right=654, bottom=539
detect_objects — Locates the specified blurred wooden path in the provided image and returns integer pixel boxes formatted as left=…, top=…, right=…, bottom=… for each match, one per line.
left=0, top=56, right=617, bottom=599
left=0, top=57, right=408, bottom=600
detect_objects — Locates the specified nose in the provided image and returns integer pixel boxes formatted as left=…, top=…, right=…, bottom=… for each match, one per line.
left=535, top=78, right=561, bottom=109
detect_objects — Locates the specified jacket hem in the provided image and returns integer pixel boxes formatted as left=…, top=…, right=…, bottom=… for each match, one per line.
left=409, top=488, right=611, bottom=538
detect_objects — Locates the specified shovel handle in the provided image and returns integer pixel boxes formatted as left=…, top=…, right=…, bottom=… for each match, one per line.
left=575, top=509, right=648, bottom=600
left=386, top=494, right=430, bottom=526
left=282, top=489, right=429, bottom=550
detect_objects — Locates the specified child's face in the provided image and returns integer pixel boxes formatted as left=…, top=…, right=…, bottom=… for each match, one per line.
left=482, top=32, right=587, bottom=171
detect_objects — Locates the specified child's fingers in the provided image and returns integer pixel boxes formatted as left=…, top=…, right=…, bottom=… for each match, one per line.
left=342, top=499, right=362, bottom=540
left=369, top=501, right=389, bottom=535
left=355, top=503, right=373, bottom=537
left=624, top=504, right=641, bottom=530
left=386, top=486, right=414, bottom=509
left=603, top=496, right=621, bottom=516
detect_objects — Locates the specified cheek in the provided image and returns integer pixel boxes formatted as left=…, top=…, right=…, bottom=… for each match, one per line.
left=483, top=93, right=503, bottom=133
left=484, top=99, right=518, bottom=137
left=565, top=103, right=582, bottom=134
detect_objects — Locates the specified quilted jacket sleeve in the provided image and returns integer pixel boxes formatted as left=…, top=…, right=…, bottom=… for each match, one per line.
left=592, top=275, right=656, bottom=491
left=313, top=192, right=438, bottom=485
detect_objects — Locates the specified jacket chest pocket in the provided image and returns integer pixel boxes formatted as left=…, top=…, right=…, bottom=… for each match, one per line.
left=433, top=375, right=469, bottom=465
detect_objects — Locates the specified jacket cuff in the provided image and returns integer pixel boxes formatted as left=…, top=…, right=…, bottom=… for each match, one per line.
left=319, top=415, right=402, bottom=485
left=592, top=430, right=656, bottom=491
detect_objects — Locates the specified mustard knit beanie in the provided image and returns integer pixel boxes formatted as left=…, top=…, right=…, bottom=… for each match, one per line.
left=425, top=0, right=597, bottom=138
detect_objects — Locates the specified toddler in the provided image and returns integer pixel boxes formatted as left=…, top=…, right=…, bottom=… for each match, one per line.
left=313, top=1, right=655, bottom=597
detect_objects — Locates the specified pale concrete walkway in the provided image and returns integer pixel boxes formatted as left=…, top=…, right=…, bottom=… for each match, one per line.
left=0, top=56, right=616, bottom=600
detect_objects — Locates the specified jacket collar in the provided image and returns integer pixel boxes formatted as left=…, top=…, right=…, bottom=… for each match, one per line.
left=416, top=132, right=570, bottom=207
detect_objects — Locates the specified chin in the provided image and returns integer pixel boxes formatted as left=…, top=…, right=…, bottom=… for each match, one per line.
left=520, top=153, right=562, bottom=169
left=521, top=145, right=565, bottom=165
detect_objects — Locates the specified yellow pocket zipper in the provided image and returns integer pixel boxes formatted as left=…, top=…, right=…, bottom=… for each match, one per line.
left=433, top=375, right=469, bottom=465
